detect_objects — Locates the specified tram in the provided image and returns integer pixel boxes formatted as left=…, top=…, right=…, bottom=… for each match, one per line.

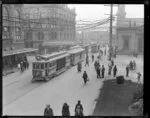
left=69, top=45, right=85, bottom=66
left=32, top=51, right=70, bottom=82
left=32, top=45, right=85, bottom=82
left=91, top=44, right=99, bottom=53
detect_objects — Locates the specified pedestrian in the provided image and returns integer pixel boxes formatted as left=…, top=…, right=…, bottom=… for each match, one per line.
left=96, top=66, right=101, bottom=79
left=23, top=60, right=26, bottom=70
left=17, top=63, right=21, bottom=72
left=92, top=54, right=94, bottom=62
left=102, top=65, right=105, bottom=78
left=97, top=61, right=100, bottom=69
left=133, top=60, right=136, bottom=70
left=82, top=71, right=89, bottom=85
left=85, top=56, right=89, bottom=67
left=77, top=62, right=81, bottom=72
left=111, top=59, right=114, bottom=67
left=105, top=49, right=106, bottom=55
left=62, top=103, right=70, bottom=116
left=108, top=65, right=112, bottom=75
left=20, top=61, right=24, bottom=72
left=126, top=65, right=130, bottom=77
left=113, top=65, right=117, bottom=77
left=136, top=72, right=142, bottom=83
left=130, top=60, right=133, bottom=70
left=75, top=100, right=84, bottom=116
left=94, top=61, right=98, bottom=71
left=44, top=104, right=54, bottom=116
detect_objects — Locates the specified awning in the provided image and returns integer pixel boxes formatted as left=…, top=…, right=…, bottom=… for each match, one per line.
left=3, top=48, right=38, bottom=57
left=43, top=41, right=77, bottom=46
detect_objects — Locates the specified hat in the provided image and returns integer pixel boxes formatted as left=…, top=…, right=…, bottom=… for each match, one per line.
left=46, top=104, right=50, bottom=107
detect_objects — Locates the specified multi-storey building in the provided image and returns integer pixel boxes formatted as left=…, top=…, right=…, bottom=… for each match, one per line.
left=23, top=4, right=77, bottom=53
left=116, top=5, right=144, bottom=54
left=2, top=4, right=38, bottom=72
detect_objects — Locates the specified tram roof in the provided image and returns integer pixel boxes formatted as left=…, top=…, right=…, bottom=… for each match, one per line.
left=69, top=48, right=84, bottom=54
left=40, top=51, right=67, bottom=59
left=33, top=53, right=69, bottom=63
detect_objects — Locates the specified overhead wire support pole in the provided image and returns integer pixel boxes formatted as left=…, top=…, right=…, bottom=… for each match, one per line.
left=109, top=4, right=113, bottom=61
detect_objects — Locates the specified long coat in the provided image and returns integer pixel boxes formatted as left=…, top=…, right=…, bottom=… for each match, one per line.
left=44, top=108, right=53, bottom=116
left=75, top=104, right=84, bottom=116
left=62, top=104, right=70, bottom=116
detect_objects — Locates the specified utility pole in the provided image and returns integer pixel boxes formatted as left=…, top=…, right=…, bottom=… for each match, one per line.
left=104, top=4, right=118, bottom=60
left=109, top=4, right=113, bottom=61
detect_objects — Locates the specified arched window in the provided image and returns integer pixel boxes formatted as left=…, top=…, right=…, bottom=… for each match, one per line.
left=15, top=10, right=21, bottom=40
left=38, top=32, right=44, bottom=41
left=3, top=6, right=10, bottom=39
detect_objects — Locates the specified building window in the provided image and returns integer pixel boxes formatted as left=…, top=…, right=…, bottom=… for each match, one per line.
left=15, top=27, right=21, bottom=40
left=38, top=32, right=44, bottom=41
left=122, top=35, right=130, bottom=50
left=3, top=6, right=10, bottom=39
left=3, top=26, right=10, bottom=39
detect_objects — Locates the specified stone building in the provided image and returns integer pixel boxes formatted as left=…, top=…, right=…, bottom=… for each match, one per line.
left=116, top=5, right=144, bottom=54
left=2, top=4, right=38, bottom=71
left=23, top=4, right=77, bottom=53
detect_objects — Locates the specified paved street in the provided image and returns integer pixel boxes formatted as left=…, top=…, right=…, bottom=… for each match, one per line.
left=3, top=51, right=143, bottom=116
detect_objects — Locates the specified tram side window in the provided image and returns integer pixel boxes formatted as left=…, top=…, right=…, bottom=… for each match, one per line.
left=45, top=63, right=48, bottom=68
left=41, top=63, right=44, bottom=69
left=49, top=63, right=51, bottom=68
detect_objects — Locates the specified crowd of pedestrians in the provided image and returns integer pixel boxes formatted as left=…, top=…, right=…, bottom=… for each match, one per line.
left=43, top=46, right=142, bottom=116
left=44, top=100, right=84, bottom=116
left=17, top=59, right=29, bottom=73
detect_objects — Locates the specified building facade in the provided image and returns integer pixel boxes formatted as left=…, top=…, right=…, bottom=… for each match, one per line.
left=2, top=4, right=38, bottom=72
left=23, top=4, right=77, bottom=53
left=76, top=31, right=110, bottom=46
left=116, top=5, right=144, bottom=54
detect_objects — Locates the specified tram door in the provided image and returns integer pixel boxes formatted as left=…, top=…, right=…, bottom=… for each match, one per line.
left=70, top=54, right=74, bottom=65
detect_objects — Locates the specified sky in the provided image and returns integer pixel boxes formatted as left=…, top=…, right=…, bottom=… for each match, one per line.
left=68, top=4, right=144, bottom=21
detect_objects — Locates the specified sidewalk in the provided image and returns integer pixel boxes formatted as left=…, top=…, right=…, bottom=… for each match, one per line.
left=3, top=68, right=18, bottom=76
left=3, top=56, right=35, bottom=77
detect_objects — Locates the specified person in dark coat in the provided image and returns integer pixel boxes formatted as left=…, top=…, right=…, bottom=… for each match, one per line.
left=94, top=61, right=98, bottom=71
left=77, top=62, right=82, bottom=72
left=105, top=49, right=106, bottom=55
left=75, top=100, right=84, bottom=116
left=23, top=60, right=26, bottom=70
left=133, top=60, right=136, bottom=70
left=82, top=71, right=88, bottom=85
left=136, top=72, right=142, bottom=83
left=108, top=65, right=112, bottom=75
left=92, top=54, right=94, bottom=62
left=97, top=61, right=100, bottom=69
left=113, top=65, right=117, bottom=77
left=96, top=67, right=101, bottom=79
left=111, top=59, right=114, bottom=67
left=20, top=61, right=24, bottom=72
left=44, top=104, right=54, bottom=116
left=101, top=65, right=105, bottom=78
left=130, top=60, right=133, bottom=70
left=62, top=103, right=70, bottom=116
left=126, top=65, right=130, bottom=77
left=85, top=56, right=89, bottom=67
